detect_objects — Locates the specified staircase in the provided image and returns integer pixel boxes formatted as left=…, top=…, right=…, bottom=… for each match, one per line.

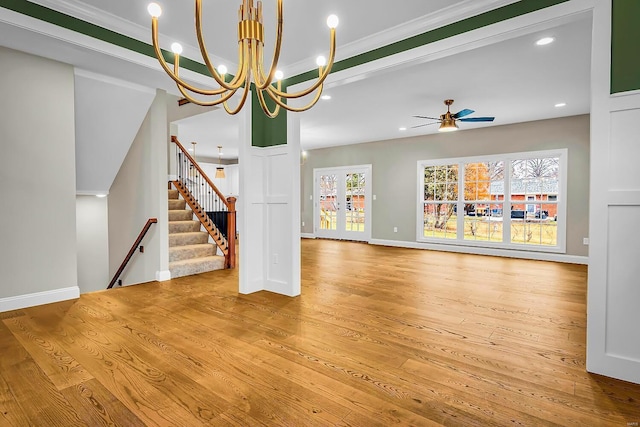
left=168, top=189, right=225, bottom=278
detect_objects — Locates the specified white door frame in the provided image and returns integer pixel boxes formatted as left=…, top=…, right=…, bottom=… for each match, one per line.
left=313, top=165, right=372, bottom=242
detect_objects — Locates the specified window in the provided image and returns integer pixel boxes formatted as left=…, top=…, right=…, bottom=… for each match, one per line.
left=417, top=149, right=567, bottom=252
left=422, top=164, right=458, bottom=240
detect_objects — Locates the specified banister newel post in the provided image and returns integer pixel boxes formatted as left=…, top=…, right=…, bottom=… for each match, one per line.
left=226, top=197, right=237, bottom=268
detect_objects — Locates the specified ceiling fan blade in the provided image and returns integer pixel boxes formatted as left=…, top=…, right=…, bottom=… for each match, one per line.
left=410, top=122, right=439, bottom=129
left=459, top=117, right=495, bottom=122
left=452, top=109, right=474, bottom=118
left=413, top=115, right=441, bottom=121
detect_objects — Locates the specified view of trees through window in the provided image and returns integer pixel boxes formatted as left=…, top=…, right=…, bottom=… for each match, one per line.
left=420, top=151, right=564, bottom=250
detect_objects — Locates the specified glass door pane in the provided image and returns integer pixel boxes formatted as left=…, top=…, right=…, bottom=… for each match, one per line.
left=319, top=174, right=337, bottom=231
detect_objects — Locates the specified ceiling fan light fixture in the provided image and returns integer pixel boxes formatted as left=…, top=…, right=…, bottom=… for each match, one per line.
left=438, top=118, right=458, bottom=132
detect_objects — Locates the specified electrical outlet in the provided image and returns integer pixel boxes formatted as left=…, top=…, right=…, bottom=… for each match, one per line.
left=393, top=227, right=398, bottom=233
left=273, top=253, right=279, bottom=264
left=310, top=195, right=313, bottom=200
left=302, top=221, right=305, bottom=227
left=373, top=195, right=377, bottom=201
left=583, top=237, right=589, bottom=245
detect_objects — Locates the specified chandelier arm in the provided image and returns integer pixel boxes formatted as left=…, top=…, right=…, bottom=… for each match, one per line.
left=265, top=82, right=323, bottom=113
left=252, top=0, right=283, bottom=90
left=176, top=82, right=239, bottom=107
left=267, top=28, right=336, bottom=99
left=173, top=57, right=244, bottom=107
left=195, top=0, right=245, bottom=90
left=222, top=72, right=252, bottom=115
left=255, top=83, right=282, bottom=118
left=151, top=18, right=228, bottom=96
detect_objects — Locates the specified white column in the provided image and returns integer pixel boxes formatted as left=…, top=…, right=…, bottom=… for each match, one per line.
left=238, top=98, right=301, bottom=296
left=587, top=0, right=640, bottom=384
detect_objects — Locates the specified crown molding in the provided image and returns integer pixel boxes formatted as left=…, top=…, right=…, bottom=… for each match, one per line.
left=27, top=0, right=234, bottom=69
left=285, top=0, right=521, bottom=76
left=0, top=5, right=217, bottom=92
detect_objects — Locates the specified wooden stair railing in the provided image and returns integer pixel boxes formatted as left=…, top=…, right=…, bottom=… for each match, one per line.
left=107, top=218, right=157, bottom=289
left=172, top=136, right=236, bottom=268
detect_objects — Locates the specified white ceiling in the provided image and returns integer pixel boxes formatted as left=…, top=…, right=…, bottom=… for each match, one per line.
left=0, top=0, right=592, bottom=164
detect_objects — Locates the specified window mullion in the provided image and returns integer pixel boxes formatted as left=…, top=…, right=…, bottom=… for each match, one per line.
left=457, top=161, right=464, bottom=241
left=504, top=157, right=511, bottom=243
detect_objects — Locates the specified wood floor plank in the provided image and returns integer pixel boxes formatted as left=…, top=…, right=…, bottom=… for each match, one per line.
left=60, top=379, right=146, bottom=427
left=0, top=324, right=32, bottom=427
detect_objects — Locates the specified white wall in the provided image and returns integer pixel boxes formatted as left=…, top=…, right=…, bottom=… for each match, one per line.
left=200, top=162, right=239, bottom=197
left=108, top=90, right=169, bottom=286
left=74, top=70, right=156, bottom=194
left=0, top=47, right=79, bottom=311
left=76, top=195, right=109, bottom=293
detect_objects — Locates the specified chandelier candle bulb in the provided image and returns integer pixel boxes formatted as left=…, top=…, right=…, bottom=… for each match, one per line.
left=170, top=43, right=183, bottom=55
left=147, top=3, right=162, bottom=18
left=147, top=0, right=338, bottom=118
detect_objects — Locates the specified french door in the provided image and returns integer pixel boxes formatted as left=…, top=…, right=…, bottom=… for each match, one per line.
left=314, top=165, right=372, bottom=241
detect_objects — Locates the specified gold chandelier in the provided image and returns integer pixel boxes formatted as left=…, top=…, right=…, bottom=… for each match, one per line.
left=147, top=0, right=338, bottom=118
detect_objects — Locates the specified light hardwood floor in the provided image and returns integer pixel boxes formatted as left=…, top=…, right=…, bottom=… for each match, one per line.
left=1, top=239, right=639, bottom=426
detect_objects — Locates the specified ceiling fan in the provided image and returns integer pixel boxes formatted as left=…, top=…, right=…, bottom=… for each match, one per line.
left=412, top=99, right=495, bottom=132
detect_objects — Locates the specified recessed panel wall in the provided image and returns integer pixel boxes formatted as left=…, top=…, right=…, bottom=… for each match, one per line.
left=605, top=205, right=640, bottom=360
left=609, top=109, right=640, bottom=190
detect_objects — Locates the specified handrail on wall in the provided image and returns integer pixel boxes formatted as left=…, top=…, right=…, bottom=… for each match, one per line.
left=107, top=218, right=158, bottom=289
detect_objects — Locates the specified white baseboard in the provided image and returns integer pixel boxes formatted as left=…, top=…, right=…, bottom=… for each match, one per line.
left=155, top=270, right=171, bottom=281
left=369, top=239, right=589, bottom=265
left=0, top=286, right=80, bottom=313
left=301, top=233, right=316, bottom=239
left=265, top=279, right=300, bottom=297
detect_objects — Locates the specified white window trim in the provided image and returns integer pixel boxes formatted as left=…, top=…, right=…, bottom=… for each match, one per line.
left=416, top=149, right=568, bottom=254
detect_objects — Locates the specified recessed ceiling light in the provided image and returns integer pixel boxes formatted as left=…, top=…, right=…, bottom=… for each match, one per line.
left=536, top=37, right=555, bottom=46
left=96, top=194, right=107, bottom=198
left=399, top=127, right=407, bottom=131
left=321, top=95, right=331, bottom=100
left=555, top=102, right=567, bottom=108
